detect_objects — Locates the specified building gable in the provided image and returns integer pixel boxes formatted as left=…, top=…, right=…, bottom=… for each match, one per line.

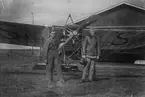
left=76, top=3, right=145, bottom=27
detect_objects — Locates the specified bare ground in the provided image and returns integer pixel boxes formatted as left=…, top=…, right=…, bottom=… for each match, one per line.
left=1, top=70, right=145, bottom=97
left=1, top=57, right=145, bottom=97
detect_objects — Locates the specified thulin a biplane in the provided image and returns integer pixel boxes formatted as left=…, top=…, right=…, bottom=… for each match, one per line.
left=0, top=2, right=145, bottom=65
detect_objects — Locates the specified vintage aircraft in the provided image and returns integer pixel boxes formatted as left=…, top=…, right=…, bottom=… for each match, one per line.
left=0, top=20, right=145, bottom=64
left=0, top=2, right=145, bottom=64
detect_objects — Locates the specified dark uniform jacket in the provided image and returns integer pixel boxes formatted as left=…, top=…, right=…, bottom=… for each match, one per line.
left=43, top=37, right=59, bottom=58
left=42, top=30, right=63, bottom=59
left=82, top=35, right=100, bottom=58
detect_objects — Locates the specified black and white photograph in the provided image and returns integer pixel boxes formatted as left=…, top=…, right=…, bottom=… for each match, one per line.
left=0, top=0, right=145, bottom=97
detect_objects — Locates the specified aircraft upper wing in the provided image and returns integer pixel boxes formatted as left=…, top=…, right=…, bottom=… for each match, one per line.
left=81, top=28, right=145, bottom=50
left=0, top=21, right=46, bottom=46
left=94, top=29, right=145, bottom=50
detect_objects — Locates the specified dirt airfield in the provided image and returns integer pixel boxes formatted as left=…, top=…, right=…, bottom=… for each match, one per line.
left=1, top=61, right=145, bottom=97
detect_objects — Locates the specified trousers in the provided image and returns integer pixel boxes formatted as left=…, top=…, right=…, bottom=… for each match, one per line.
left=46, top=50, right=63, bottom=82
left=82, top=58, right=96, bottom=81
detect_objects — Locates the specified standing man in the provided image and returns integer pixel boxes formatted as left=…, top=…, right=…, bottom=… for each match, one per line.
left=81, top=28, right=100, bottom=82
left=43, top=26, right=65, bottom=87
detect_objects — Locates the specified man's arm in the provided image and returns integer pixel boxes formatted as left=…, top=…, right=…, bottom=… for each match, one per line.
left=96, top=36, right=100, bottom=59
left=58, top=30, right=77, bottom=50
left=82, top=36, right=87, bottom=57
left=42, top=38, right=52, bottom=60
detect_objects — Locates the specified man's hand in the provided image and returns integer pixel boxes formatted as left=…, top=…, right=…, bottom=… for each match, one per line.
left=82, top=55, right=86, bottom=58
left=58, top=50, right=62, bottom=55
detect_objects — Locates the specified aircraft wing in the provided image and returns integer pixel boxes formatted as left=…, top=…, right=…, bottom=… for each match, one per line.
left=0, top=21, right=46, bottom=46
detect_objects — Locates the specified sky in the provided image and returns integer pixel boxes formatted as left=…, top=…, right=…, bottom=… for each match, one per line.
left=0, top=0, right=145, bottom=26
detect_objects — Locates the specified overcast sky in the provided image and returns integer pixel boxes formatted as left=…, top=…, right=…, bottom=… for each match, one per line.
left=0, top=0, right=145, bottom=26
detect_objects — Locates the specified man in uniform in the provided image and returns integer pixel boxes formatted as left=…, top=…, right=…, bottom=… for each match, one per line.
left=43, top=26, right=65, bottom=87
left=81, top=28, right=100, bottom=82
